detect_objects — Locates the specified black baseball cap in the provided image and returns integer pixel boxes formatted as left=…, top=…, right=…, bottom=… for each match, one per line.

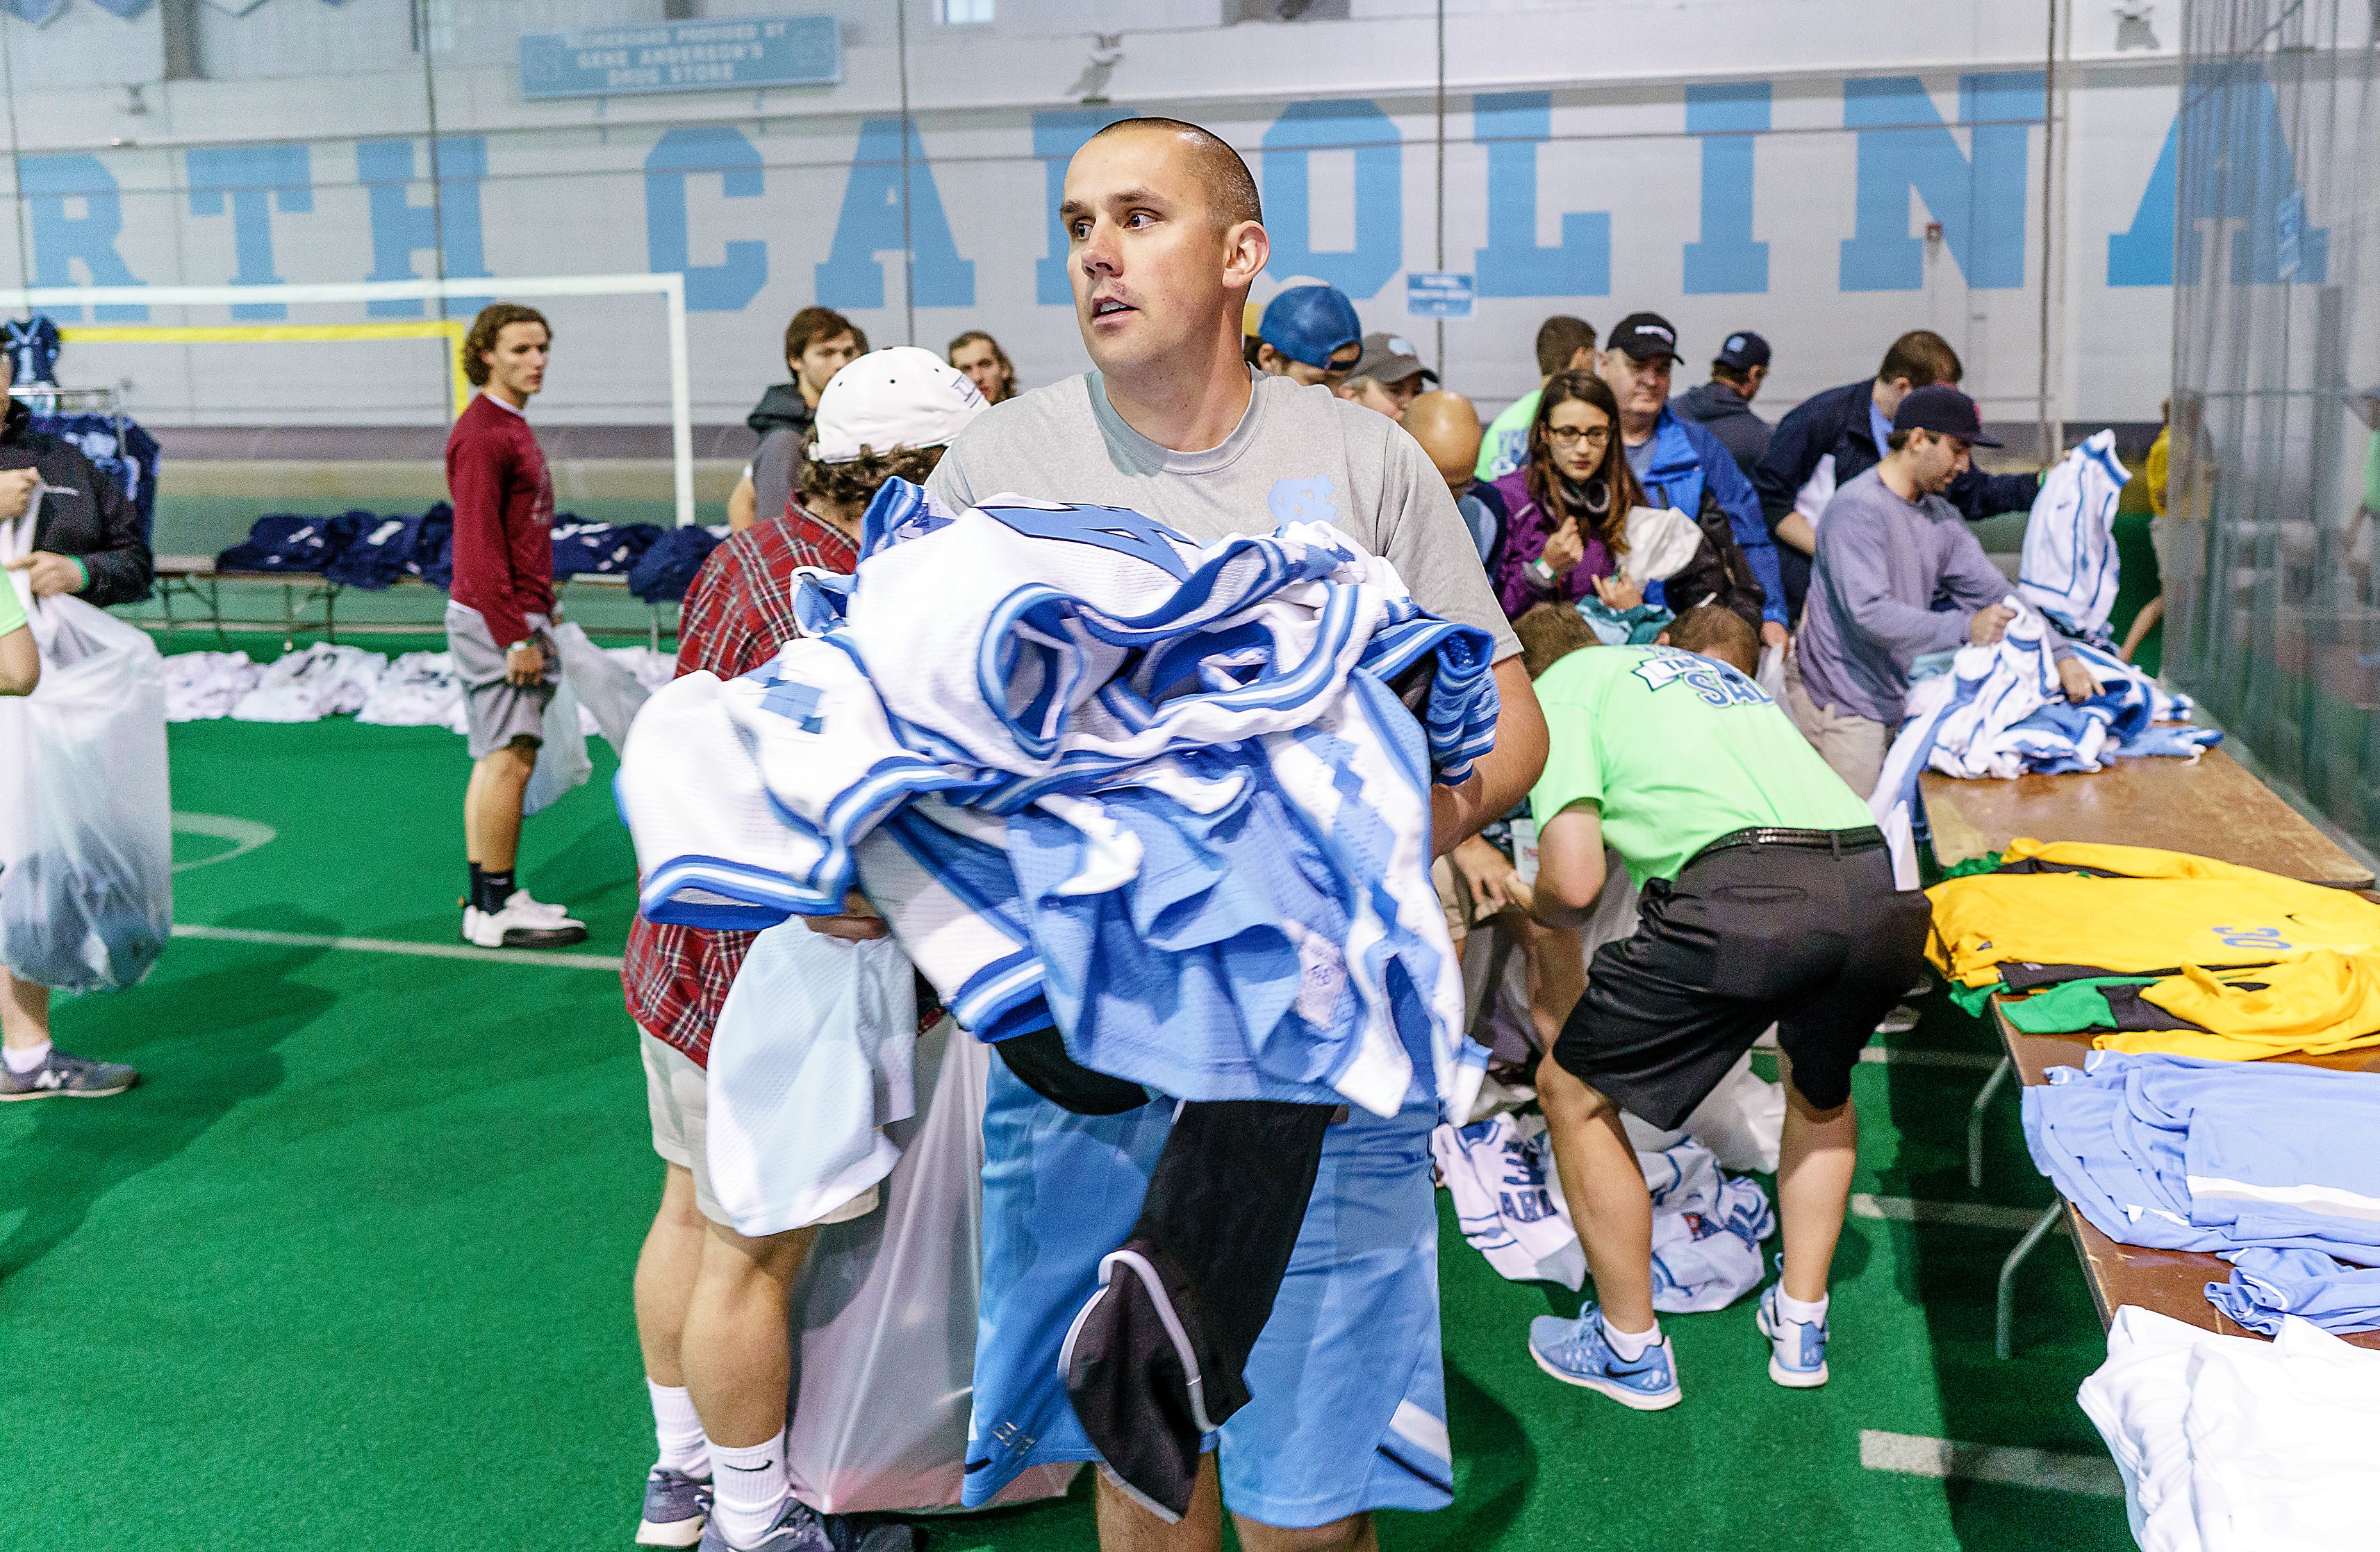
left=1607, top=312, right=1680, bottom=362
left=1892, top=383, right=2001, bottom=447
left=1714, top=331, right=1771, bottom=371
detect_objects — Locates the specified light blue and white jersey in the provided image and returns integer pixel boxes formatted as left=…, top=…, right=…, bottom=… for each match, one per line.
left=2018, top=429, right=2133, bottom=641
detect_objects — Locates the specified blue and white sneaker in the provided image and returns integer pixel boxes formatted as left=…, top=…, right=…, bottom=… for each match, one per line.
left=1527, top=1307, right=1681, bottom=1411
left=1756, top=1284, right=1830, bottom=1388
left=697, top=1497, right=916, bottom=1552
left=636, top=1467, right=711, bottom=1547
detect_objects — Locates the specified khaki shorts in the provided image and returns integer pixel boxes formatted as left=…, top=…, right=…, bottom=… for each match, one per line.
left=640, top=1030, right=879, bottom=1232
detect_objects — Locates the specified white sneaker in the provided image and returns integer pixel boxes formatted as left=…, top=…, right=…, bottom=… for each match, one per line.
left=462, top=899, right=590, bottom=949
left=504, top=889, right=581, bottom=927
left=1874, top=1004, right=1920, bottom=1035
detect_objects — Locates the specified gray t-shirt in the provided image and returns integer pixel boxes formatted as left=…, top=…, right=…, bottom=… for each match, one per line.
left=926, top=369, right=1520, bottom=661
left=1623, top=433, right=1657, bottom=485
left=747, top=426, right=800, bottom=528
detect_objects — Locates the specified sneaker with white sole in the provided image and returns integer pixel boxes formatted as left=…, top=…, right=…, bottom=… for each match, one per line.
left=636, top=1467, right=713, bottom=1548
left=506, top=889, right=579, bottom=927
left=1756, top=1283, right=1830, bottom=1388
left=696, top=1497, right=916, bottom=1552
left=1873, top=1003, right=1919, bottom=1035
left=1527, top=1307, right=1681, bottom=1410
left=0, top=1048, right=138, bottom=1101
left=461, top=898, right=589, bottom=949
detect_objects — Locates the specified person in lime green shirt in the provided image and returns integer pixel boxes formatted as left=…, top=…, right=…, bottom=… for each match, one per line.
left=1476, top=315, right=1597, bottom=480
left=1510, top=603, right=1930, bottom=1412
left=0, top=570, right=37, bottom=695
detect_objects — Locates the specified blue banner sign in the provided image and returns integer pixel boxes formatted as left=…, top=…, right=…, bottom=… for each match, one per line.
left=520, top=15, right=841, bottom=100
left=1406, top=270, right=1476, bottom=319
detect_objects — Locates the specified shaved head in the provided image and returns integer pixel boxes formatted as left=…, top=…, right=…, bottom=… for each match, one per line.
left=1405, top=390, right=1483, bottom=492
left=1086, top=117, right=1261, bottom=230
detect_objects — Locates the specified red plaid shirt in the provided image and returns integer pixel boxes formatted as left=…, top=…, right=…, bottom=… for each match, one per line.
left=622, top=506, right=859, bottom=1066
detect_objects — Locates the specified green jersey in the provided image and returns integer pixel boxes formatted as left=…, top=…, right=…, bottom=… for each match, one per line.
left=1530, top=645, right=1872, bottom=884
left=0, top=577, right=26, bottom=642
left=1476, top=389, right=1541, bottom=481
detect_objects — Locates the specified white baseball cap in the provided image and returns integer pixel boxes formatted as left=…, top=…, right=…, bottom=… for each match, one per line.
left=811, top=345, right=987, bottom=463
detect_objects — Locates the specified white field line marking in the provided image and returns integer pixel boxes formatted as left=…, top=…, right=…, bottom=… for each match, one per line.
left=170, top=923, right=623, bottom=972
left=1858, top=1429, right=2124, bottom=1499
left=1851, top=1194, right=2064, bottom=1232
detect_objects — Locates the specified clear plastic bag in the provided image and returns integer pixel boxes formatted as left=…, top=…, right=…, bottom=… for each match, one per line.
left=548, top=620, right=650, bottom=751
left=520, top=670, right=590, bottom=816
left=782, top=1019, right=1077, bottom=1514
left=0, top=587, right=172, bottom=992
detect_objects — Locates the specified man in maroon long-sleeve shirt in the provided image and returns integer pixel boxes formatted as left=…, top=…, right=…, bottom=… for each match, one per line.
left=446, top=303, right=586, bottom=950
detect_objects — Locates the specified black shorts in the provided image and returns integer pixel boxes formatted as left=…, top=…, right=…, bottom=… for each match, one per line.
left=1552, top=834, right=1932, bottom=1130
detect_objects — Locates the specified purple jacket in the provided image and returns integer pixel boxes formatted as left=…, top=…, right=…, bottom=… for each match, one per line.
left=1489, top=468, right=1616, bottom=619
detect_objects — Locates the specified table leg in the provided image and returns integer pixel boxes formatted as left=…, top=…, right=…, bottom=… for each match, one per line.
left=1969, top=1055, right=2014, bottom=1190
left=1995, top=1200, right=2066, bottom=1360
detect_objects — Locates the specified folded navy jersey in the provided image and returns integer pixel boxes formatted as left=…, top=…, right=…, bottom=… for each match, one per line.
left=627, top=524, right=722, bottom=602
left=320, top=510, right=423, bottom=590
left=551, top=520, right=663, bottom=577
left=217, top=513, right=368, bottom=575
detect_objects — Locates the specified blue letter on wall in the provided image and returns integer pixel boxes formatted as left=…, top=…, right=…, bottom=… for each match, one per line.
left=358, top=138, right=490, bottom=317
left=816, top=119, right=976, bottom=311
left=188, top=144, right=313, bottom=320
left=645, top=126, right=768, bottom=314
left=2145, top=62, right=2327, bottom=288
left=1033, top=107, right=1130, bottom=306
left=19, top=154, right=145, bottom=320
left=1683, top=83, right=1769, bottom=295
left=1263, top=99, right=1403, bottom=300
left=1473, top=92, right=1606, bottom=299
left=1839, top=73, right=2040, bottom=292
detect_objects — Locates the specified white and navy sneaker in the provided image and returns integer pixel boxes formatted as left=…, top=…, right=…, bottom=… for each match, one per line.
left=1527, top=1307, right=1681, bottom=1411
left=0, top=1048, right=138, bottom=1101
left=1757, top=1283, right=1831, bottom=1388
left=696, top=1497, right=915, bottom=1552
left=461, top=898, right=589, bottom=949
left=636, top=1467, right=713, bottom=1548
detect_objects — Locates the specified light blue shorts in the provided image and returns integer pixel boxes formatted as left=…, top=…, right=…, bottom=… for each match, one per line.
left=962, top=1063, right=1452, bottom=1528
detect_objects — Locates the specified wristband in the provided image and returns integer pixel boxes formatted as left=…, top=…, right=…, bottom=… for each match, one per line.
left=67, top=556, right=88, bottom=593
left=1524, top=556, right=1557, bottom=588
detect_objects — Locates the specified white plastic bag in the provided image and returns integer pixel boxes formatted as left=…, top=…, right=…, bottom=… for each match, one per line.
left=0, top=581, right=172, bottom=992
left=706, top=923, right=917, bottom=1237
left=1756, top=642, right=1787, bottom=704
left=549, top=620, right=651, bottom=750
left=520, top=670, right=590, bottom=816
left=782, top=1019, right=1077, bottom=1514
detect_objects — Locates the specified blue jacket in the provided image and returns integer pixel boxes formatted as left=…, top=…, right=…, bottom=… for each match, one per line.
left=1639, top=406, right=1787, bottom=627
left=1752, top=379, right=2040, bottom=622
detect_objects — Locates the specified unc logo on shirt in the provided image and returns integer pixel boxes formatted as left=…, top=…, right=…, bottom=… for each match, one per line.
left=752, top=669, right=827, bottom=734
left=976, top=500, right=1192, bottom=580
left=1631, top=650, right=1771, bottom=709
left=2212, top=925, right=2295, bottom=952
left=1267, top=477, right=1341, bottom=528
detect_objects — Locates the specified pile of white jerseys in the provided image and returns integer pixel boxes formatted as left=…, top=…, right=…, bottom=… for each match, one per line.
left=163, top=643, right=674, bottom=732
left=2080, top=1305, right=2380, bottom=1551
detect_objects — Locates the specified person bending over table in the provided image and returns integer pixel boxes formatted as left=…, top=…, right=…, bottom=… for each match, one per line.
left=1517, top=602, right=1930, bottom=1410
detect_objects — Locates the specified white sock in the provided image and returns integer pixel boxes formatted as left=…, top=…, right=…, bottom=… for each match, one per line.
left=1601, top=1312, right=1661, bottom=1362
left=646, top=1379, right=709, bottom=1478
left=710, top=1434, right=789, bottom=1549
left=1776, top=1288, right=1830, bottom=1325
left=3, top=1041, right=51, bottom=1075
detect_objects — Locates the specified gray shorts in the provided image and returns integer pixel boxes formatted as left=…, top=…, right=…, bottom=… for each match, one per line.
left=639, top=1029, right=879, bottom=1233
left=447, top=604, right=556, bottom=759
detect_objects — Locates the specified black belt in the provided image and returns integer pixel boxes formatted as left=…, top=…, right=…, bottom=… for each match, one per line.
left=1686, top=825, right=1886, bottom=868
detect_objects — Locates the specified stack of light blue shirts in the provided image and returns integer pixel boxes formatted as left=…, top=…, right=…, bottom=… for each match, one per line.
left=2022, top=1050, right=2380, bottom=1335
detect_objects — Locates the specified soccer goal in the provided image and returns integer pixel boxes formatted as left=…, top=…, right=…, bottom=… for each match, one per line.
left=0, top=274, right=695, bottom=527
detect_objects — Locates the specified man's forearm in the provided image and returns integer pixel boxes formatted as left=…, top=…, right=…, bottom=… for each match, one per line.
left=1776, top=512, right=1817, bottom=556
left=1430, top=657, right=1548, bottom=857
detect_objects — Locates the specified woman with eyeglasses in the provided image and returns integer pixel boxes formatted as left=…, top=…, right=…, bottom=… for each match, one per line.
left=1489, top=370, right=1768, bottom=629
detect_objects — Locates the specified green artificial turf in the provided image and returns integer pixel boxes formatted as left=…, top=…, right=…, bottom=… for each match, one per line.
left=0, top=711, right=2131, bottom=1550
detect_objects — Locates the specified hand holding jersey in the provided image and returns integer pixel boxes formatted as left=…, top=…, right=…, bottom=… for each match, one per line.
left=1521, top=631, right=1928, bottom=1409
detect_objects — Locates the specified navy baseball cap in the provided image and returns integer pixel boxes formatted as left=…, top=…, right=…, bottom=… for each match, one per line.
left=1892, top=383, right=2001, bottom=447
left=1259, top=284, right=1362, bottom=369
left=1607, top=312, right=1680, bottom=362
left=1714, top=331, right=1771, bottom=371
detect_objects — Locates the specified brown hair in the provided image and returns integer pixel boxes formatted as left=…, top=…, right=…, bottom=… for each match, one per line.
left=1086, top=117, right=1262, bottom=229
left=798, top=444, right=949, bottom=518
left=1665, top=605, right=1759, bottom=677
left=785, top=306, right=863, bottom=367
left=1877, top=329, right=1962, bottom=390
left=947, top=330, right=1016, bottom=403
left=462, top=303, right=548, bottom=388
left=1526, top=370, right=1642, bottom=557
left=1515, top=602, right=1603, bottom=680
left=1535, top=315, right=1597, bottom=378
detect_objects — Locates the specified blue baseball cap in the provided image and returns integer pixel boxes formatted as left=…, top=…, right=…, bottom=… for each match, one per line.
left=1258, top=284, right=1362, bottom=370
left=1714, top=331, right=1771, bottom=371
